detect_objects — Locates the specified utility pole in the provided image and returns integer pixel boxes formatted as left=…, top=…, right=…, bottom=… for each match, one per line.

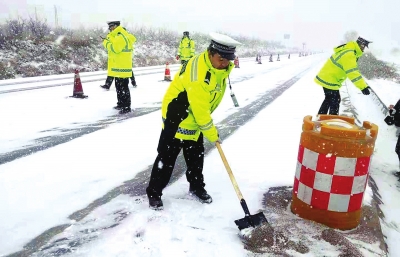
left=54, top=5, right=58, bottom=27
left=284, top=34, right=290, bottom=48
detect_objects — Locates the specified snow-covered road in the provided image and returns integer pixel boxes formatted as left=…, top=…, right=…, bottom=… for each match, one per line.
left=3, top=53, right=399, bottom=256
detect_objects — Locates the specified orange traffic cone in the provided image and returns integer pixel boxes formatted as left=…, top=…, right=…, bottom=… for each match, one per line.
left=164, top=62, right=171, bottom=81
left=70, top=69, right=88, bottom=98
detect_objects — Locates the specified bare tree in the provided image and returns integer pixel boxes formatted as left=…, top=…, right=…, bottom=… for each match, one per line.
left=6, top=17, right=26, bottom=40
left=27, top=16, right=50, bottom=41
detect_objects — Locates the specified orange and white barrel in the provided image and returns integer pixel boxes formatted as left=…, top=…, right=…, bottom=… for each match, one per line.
left=291, top=115, right=378, bottom=230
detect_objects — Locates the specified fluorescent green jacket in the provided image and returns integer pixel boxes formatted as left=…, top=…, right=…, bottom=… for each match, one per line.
left=315, top=41, right=368, bottom=91
left=178, top=37, right=195, bottom=61
left=105, top=34, right=113, bottom=76
left=126, top=30, right=136, bottom=66
left=103, top=26, right=134, bottom=78
left=161, top=51, right=234, bottom=142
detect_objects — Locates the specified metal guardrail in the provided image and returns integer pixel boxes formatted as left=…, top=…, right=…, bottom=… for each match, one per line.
left=369, top=86, right=389, bottom=115
left=0, top=64, right=180, bottom=87
left=0, top=65, right=184, bottom=94
left=344, top=79, right=390, bottom=116
left=0, top=57, right=259, bottom=94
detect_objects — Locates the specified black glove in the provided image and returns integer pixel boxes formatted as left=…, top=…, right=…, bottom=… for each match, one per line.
left=361, top=87, right=370, bottom=95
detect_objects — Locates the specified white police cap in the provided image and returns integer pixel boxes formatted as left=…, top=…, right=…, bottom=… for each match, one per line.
left=209, top=32, right=241, bottom=60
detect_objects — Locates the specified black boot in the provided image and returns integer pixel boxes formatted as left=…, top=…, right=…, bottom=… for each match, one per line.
left=118, top=107, right=131, bottom=114
left=146, top=187, right=163, bottom=210
left=189, top=186, right=212, bottom=204
left=100, top=85, right=110, bottom=90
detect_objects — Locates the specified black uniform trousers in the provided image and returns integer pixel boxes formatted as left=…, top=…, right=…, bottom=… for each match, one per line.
left=104, top=71, right=136, bottom=88
left=147, top=130, right=205, bottom=198
left=395, top=129, right=400, bottom=164
left=115, top=78, right=131, bottom=108
left=392, top=103, right=400, bottom=164
left=318, top=87, right=341, bottom=115
left=104, top=76, right=114, bottom=87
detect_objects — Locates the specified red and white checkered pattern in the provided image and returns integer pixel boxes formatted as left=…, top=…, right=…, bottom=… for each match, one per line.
left=293, top=145, right=370, bottom=212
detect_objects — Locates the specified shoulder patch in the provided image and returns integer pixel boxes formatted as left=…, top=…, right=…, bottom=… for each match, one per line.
left=204, top=71, right=211, bottom=85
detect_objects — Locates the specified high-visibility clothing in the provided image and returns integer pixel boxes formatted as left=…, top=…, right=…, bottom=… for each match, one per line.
left=103, top=26, right=134, bottom=78
left=178, top=37, right=195, bottom=61
left=161, top=51, right=234, bottom=142
left=315, top=41, right=368, bottom=91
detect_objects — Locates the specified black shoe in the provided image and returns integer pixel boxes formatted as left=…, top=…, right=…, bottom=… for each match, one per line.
left=100, top=85, right=110, bottom=90
left=148, top=196, right=163, bottom=210
left=113, top=106, right=123, bottom=110
left=119, top=107, right=131, bottom=114
left=189, top=187, right=212, bottom=204
left=147, top=188, right=163, bottom=210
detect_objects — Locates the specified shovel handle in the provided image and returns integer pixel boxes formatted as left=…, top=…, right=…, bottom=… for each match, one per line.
left=216, top=142, right=244, bottom=200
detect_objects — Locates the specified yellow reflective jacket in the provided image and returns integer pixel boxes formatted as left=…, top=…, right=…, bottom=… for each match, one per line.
left=178, top=37, right=195, bottom=61
left=314, top=41, right=368, bottom=91
left=161, top=51, right=234, bottom=142
left=105, top=35, right=113, bottom=76
left=103, top=26, right=134, bottom=78
left=125, top=29, right=136, bottom=66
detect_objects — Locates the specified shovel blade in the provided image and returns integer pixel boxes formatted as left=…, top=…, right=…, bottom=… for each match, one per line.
left=234, top=212, right=268, bottom=230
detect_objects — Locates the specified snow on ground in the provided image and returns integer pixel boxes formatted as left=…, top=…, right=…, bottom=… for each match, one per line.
left=1, top=53, right=400, bottom=256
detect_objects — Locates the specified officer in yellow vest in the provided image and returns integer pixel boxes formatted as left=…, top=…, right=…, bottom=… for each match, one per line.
left=102, top=21, right=134, bottom=114
left=100, top=27, right=137, bottom=89
left=176, top=31, right=195, bottom=66
left=315, top=37, right=371, bottom=115
left=147, top=32, right=241, bottom=210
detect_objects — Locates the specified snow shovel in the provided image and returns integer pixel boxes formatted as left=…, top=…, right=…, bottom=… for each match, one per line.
left=215, top=142, right=268, bottom=230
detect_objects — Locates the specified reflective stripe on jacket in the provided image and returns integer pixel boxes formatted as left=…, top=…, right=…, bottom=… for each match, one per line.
left=314, top=41, right=368, bottom=91
left=161, top=51, right=233, bottom=142
left=178, top=37, right=195, bottom=61
left=103, top=26, right=133, bottom=78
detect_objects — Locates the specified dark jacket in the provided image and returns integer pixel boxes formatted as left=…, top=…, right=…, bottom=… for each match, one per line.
left=389, top=99, right=400, bottom=127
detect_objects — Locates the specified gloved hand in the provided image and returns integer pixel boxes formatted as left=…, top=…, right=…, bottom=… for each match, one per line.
left=176, top=55, right=180, bottom=60
left=361, top=87, right=370, bottom=95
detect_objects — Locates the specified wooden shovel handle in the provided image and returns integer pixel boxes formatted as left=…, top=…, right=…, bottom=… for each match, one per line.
left=215, top=142, right=244, bottom=200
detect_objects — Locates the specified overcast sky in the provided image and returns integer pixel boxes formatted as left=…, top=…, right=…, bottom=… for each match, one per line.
left=1, top=0, right=399, bottom=50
